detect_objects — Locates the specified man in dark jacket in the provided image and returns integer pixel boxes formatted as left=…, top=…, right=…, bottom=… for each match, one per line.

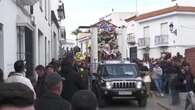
left=60, top=57, right=86, bottom=102
left=35, top=65, right=46, bottom=98
left=35, top=73, right=71, bottom=110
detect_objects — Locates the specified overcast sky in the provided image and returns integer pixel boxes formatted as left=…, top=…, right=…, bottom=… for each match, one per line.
left=51, top=0, right=192, bottom=41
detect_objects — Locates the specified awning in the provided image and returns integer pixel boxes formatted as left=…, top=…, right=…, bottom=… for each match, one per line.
left=16, top=14, right=34, bottom=31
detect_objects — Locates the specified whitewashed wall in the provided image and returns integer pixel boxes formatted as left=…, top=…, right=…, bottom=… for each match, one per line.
left=51, top=22, right=59, bottom=60
left=127, top=12, right=195, bottom=59
left=0, top=0, right=18, bottom=78
left=33, top=0, right=51, bottom=66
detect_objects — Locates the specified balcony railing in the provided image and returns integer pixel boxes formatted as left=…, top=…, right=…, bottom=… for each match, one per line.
left=138, top=37, right=150, bottom=47
left=155, top=35, right=169, bottom=46
left=127, top=35, right=136, bottom=45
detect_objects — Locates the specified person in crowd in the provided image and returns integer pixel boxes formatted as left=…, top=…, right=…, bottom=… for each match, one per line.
left=49, top=58, right=60, bottom=72
left=0, top=83, right=34, bottom=110
left=60, top=56, right=86, bottom=102
left=142, top=66, right=152, bottom=97
left=0, top=68, right=3, bottom=83
left=170, top=58, right=182, bottom=105
left=45, top=65, right=55, bottom=75
left=79, top=61, right=90, bottom=89
left=35, top=73, right=71, bottom=110
left=152, top=63, right=164, bottom=96
left=6, top=60, right=36, bottom=99
left=178, top=63, right=193, bottom=92
left=8, top=71, right=15, bottom=77
left=34, top=65, right=46, bottom=98
left=160, top=58, right=171, bottom=94
left=71, top=90, right=97, bottom=110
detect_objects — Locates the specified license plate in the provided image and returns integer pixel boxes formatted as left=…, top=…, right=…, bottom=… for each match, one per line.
left=118, top=91, right=132, bottom=95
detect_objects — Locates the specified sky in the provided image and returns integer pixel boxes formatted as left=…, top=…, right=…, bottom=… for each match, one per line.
left=52, top=0, right=189, bottom=41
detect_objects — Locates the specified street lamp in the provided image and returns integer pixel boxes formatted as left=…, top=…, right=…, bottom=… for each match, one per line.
left=169, top=22, right=177, bottom=35
left=57, top=3, right=65, bottom=21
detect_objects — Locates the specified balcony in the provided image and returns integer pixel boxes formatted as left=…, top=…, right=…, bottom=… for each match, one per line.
left=138, top=37, right=150, bottom=48
left=16, top=0, right=39, bottom=6
left=155, top=35, right=169, bottom=46
left=127, top=34, right=136, bottom=45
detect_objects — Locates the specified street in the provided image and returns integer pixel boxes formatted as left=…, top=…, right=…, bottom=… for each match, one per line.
left=99, top=98, right=165, bottom=110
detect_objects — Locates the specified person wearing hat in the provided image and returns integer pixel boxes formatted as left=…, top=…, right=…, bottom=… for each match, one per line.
left=35, top=73, right=71, bottom=110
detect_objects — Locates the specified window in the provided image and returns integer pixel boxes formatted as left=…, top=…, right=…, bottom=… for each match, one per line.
left=38, top=30, right=43, bottom=64
left=17, top=26, right=25, bottom=60
left=0, top=23, right=4, bottom=69
left=45, top=37, right=47, bottom=65
left=39, top=0, right=43, bottom=12
left=0, top=23, right=3, bottom=38
left=161, top=22, right=168, bottom=35
left=143, top=26, right=150, bottom=38
left=48, top=41, right=51, bottom=63
left=51, top=32, right=57, bottom=59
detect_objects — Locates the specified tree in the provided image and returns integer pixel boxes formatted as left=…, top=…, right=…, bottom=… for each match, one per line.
left=72, top=29, right=81, bottom=46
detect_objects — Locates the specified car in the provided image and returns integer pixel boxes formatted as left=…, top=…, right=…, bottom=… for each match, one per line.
left=90, top=60, right=147, bottom=108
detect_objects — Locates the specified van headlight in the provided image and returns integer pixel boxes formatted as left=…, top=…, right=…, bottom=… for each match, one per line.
left=136, top=81, right=142, bottom=89
left=106, top=82, right=113, bottom=90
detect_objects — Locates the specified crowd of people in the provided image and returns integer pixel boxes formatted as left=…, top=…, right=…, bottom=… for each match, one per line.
left=0, top=51, right=194, bottom=109
left=134, top=52, right=195, bottom=105
left=0, top=55, right=96, bottom=110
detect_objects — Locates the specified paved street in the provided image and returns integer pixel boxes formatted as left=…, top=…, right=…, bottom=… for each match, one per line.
left=99, top=97, right=165, bottom=110
left=99, top=95, right=186, bottom=110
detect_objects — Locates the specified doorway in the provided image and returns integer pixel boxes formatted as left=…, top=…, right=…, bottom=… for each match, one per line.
left=25, top=27, right=34, bottom=78
left=129, top=47, right=137, bottom=61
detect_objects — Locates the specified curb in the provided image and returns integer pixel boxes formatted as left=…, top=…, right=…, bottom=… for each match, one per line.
left=157, top=102, right=171, bottom=110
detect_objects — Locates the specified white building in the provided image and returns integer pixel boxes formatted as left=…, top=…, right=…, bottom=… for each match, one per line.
left=51, top=10, right=60, bottom=60
left=77, top=12, right=136, bottom=58
left=0, top=0, right=39, bottom=78
left=0, top=0, right=65, bottom=79
left=33, top=0, right=52, bottom=66
left=126, top=5, right=195, bottom=60
left=77, top=27, right=91, bottom=54
left=100, top=12, right=136, bottom=27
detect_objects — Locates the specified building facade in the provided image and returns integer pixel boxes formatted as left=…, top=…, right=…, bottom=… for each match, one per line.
left=51, top=10, right=60, bottom=60
left=77, top=12, right=136, bottom=59
left=0, top=0, right=38, bottom=78
left=0, top=0, right=65, bottom=79
left=126, top=5, right=195, bottom=60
